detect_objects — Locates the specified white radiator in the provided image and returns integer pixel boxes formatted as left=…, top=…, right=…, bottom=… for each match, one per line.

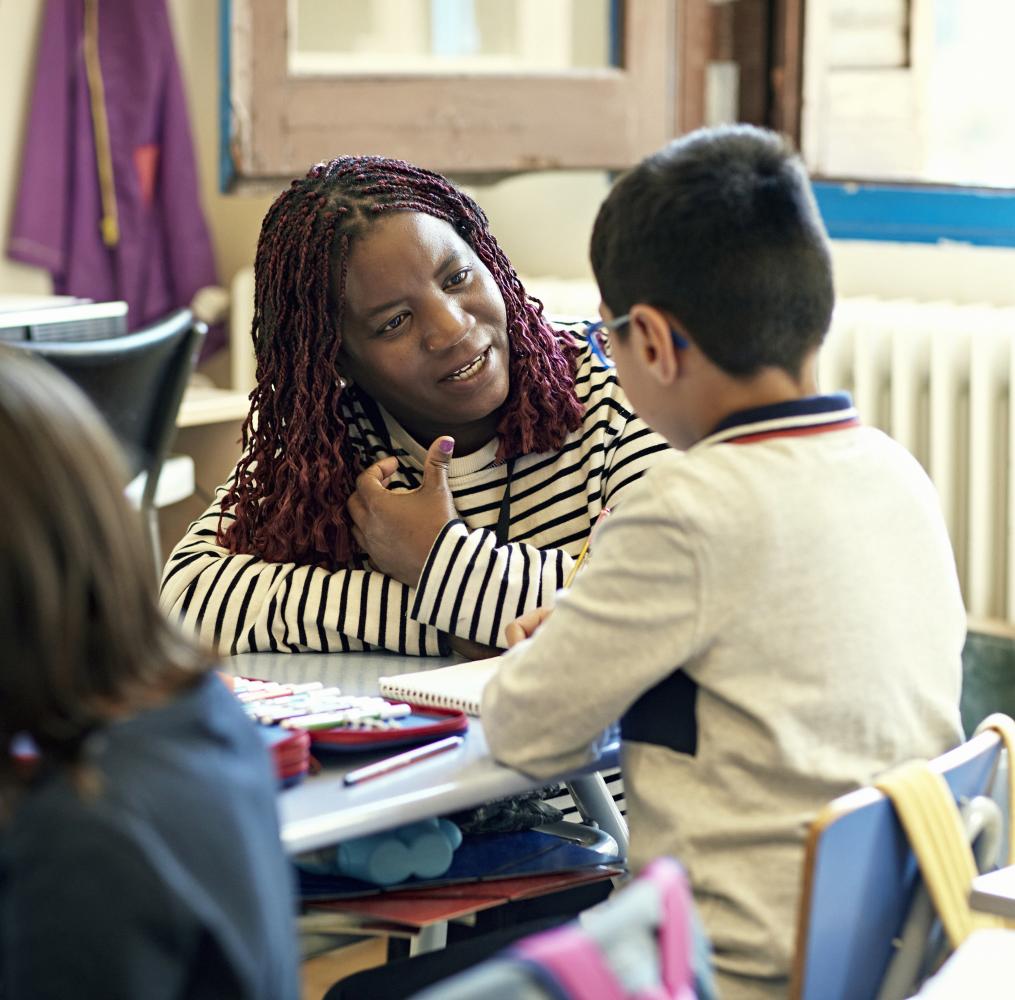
left=821, top=297, right=1015, bottom=624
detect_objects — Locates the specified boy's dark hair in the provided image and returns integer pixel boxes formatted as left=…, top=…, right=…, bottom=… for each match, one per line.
left=590, top=124, right=834, bottom=377
left=220, top=156, right=584, bottom=570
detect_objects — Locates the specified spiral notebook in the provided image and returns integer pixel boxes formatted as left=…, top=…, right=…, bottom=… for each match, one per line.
left=378, top=661, right=499, bottom=717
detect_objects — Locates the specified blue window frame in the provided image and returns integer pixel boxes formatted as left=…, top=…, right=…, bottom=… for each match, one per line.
left=813, top=183, right=1015, bottom=249
left=218, top=0, right=233, bottom=191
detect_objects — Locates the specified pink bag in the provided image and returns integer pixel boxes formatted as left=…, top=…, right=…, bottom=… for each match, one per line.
left=511, top=857, right=697, bottom=1000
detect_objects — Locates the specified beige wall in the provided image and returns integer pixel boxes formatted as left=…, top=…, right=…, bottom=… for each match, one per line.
left=3, top=1, right=1015, bottom=310
left=166, top=1, right=275, bottom=289
left=0, top=0, right=51, bottom=296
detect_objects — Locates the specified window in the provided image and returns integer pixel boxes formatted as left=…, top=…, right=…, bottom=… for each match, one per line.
left=801, top=0, right=1015, bottom=246
left=222, top=0, right=678, bottom=188
left=289, top=0, right=615, bottom=76
left=803, top=0, right=1015, bottom=188
left=223, top=0, right=1012, bottom=246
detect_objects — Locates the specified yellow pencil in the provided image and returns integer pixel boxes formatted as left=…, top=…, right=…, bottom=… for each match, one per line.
left=563, top=538, right=592, bottom=589
left=563, top=507, right=611, bottom=588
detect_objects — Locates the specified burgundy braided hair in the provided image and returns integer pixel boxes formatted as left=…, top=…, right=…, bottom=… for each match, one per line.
left=219, top=156, right=584, bottom=570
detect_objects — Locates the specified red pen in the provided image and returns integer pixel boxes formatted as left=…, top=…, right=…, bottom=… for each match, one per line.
left=342, top=735, right=465, bottom=786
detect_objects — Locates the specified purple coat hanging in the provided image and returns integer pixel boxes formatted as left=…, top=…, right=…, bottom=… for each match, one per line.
left=9, top=0, right=221, bottom=353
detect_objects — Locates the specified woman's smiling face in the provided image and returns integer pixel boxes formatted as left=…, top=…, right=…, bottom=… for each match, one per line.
left=337, top=211, right=511, bottom=455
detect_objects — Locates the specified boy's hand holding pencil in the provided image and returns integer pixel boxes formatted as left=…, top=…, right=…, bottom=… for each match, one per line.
left=505, top=606, right=555, bottom=646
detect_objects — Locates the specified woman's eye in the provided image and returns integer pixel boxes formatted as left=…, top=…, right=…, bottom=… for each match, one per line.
left=445, top=268, right=471, bottom=289
left=377, top=313, right=408, bottom=336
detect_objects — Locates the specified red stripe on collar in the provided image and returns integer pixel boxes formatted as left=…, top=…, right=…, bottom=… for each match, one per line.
left=725, top=416, right=861, bottom=445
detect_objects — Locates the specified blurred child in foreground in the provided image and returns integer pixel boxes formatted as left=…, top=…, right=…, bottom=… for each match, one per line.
left=0, top=350, right=299, bottom=999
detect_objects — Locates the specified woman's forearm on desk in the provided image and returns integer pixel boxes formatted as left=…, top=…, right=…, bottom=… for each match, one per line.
left=411, top=520, right=569, bottom=649
left=159, top=494, right=444, bottom=656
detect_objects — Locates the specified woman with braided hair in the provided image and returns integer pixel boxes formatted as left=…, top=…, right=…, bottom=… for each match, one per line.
left=160, top=156, right=669, bottom=658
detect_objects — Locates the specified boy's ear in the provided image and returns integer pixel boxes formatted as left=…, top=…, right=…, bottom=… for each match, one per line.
left=629, top=304, right=680, bottom=385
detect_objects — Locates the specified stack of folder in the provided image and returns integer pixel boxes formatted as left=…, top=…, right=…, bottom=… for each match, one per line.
left=259, top=724, right=312, bottom=788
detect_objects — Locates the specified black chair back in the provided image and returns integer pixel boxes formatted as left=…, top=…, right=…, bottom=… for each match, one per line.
left=7, top=309, right=206, bottom=509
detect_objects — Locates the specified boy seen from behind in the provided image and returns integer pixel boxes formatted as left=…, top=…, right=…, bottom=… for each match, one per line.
left=482, top=125, right=965, bottom=999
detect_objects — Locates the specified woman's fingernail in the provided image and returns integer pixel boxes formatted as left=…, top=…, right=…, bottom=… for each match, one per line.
left=439, top=437, right=455, bottom=454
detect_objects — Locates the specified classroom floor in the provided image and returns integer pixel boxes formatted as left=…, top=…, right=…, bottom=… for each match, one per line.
left=301, top=938, right=388, bottom=1000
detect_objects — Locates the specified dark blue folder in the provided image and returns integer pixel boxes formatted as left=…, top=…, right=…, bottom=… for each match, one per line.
left=297, top=827, right=623, bottom=900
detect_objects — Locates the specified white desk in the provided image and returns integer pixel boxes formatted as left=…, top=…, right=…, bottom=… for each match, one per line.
left=916, top=929, right=1015, bottom=997
left=970, top=865, right=1015, bottom=919
left=224, top=653, right=624, bottom=857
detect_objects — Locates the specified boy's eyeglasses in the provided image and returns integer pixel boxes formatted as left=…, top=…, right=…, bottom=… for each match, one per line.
left=582, top=314, right=689, bottom=369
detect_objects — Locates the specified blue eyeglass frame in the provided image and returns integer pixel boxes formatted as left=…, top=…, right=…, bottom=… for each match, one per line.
left=582, top=314, right=689, bottom=368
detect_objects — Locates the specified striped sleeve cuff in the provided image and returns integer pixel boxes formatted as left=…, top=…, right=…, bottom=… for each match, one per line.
left=410, top=518, right=470, bottom=631
left=410, top=519, right=562, bottom=648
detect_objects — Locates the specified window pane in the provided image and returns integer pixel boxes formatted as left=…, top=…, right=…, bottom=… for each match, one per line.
left=924, top=0, right=1015, bottom=188
left=289, top=0, right=618, bottom=76
left=804, top=0, right=1015, bottom=187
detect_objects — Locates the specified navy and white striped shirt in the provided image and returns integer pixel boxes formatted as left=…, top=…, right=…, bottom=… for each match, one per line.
left=160, top=342, right=670, bottom=658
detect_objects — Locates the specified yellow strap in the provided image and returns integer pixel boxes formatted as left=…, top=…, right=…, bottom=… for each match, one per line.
left=83, top=0, right=119, bottom=248
left=974, top=713, right=1015, bottom=866
left=876, top=735, right=1014, bottom=950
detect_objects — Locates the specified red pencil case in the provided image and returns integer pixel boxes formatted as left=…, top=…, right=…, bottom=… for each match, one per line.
left=259, top=725, right=312, bottom=787
left=308, top=704, right=468, bottom=752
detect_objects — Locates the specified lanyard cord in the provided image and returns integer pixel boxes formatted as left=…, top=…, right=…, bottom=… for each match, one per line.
left=83, top=0, right=119, bottom=247
left=494, top=458, right=516, bottom=546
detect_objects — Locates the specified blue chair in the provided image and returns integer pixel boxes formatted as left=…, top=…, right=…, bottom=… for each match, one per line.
left=790, top=725, right=1008, bottom=1000
left=7, top=309, right=206, bottom=563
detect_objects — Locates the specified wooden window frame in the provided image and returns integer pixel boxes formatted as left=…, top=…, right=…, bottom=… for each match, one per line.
left=675, top=0, right=804, bottom=147
left=223, top=0, right=680, bottom=189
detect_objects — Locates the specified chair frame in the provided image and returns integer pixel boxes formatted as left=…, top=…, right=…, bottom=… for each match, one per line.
left=8, top=309, right=206, bottom=562
left=790, top=729, right=1004, bottom=1000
